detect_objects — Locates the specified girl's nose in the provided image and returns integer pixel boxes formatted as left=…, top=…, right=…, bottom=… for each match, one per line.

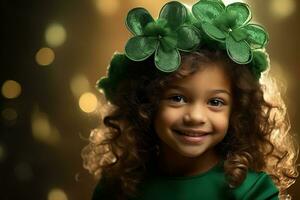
left=183, top=103, right=207, bottom=125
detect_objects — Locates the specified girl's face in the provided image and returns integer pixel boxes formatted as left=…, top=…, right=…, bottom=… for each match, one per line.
left=154, top=62, right=232, bottom=158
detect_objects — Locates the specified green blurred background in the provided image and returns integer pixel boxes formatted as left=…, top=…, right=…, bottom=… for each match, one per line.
left=1, top=0, right=299, bottom=199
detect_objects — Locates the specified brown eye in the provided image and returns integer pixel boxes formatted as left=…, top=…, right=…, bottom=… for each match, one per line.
left=168, top=95, right=186, bottom=103
left=208, top=98, right=224, bottom=107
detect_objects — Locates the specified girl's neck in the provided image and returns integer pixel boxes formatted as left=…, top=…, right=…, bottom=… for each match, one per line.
left=156, top=145, right=221, bottom=177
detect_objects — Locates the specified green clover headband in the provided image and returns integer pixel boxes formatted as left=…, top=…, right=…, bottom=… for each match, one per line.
left=98, top=0, right=270, bottom=102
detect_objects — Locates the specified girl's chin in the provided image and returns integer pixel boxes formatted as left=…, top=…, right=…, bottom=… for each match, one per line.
left=174, top=146, right=207, bottom=158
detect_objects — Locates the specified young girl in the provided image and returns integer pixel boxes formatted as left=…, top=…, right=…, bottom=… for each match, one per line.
left=82, top=1, right=299, bottom=199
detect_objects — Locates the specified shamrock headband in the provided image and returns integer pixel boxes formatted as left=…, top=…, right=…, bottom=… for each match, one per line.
left=98, top=0, right=270, bottom=102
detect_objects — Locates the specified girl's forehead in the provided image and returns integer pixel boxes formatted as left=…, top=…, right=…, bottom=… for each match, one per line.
left=177, top=63, right=230, bottom=84
left=164, top=64, right=232, bottom=94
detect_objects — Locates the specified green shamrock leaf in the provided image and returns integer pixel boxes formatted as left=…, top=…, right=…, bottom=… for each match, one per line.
left=192, top=1, right=268, bottom=64
left=125, top=1, right=201, bottom=72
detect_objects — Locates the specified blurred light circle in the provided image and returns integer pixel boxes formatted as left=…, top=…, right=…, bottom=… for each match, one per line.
left=32, top=113, right=51, bottom=139
left=2, top=108, right=18, bottom=121
left=270, top=0, right=296, bottom=19
left=95, top=0, right=120, bottom=16
left=45, top=23, right=67, bottom=47
left=79, top=92, right=98, bottom=113
left=1, top=80, right=22, bottom=99
left=31, top=109, right=61, bottom=145
left=36, top=47, right=55, bottom=66
left=70, top=74, right=90, bottom=97
left=48, top=188, right=68, bottom=200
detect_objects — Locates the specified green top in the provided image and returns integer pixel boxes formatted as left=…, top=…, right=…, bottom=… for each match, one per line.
left=92, top=161, right=279, bottom=200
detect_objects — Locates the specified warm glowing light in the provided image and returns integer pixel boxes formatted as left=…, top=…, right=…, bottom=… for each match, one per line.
left=35, top=47, right=55, bottom=66
left=270, top=0, right=295, bottom=19
left=95, top=0, right=120, bottom=16
left=48, top=188, right=68, bottom=200
left=1, top=80, right=21, bottom=99
left=70, top=74, right=90, bottom=97
left=2, top=108, right=18, bottom=121
left=45, top=23, right=67, bottom=47
left=79, top=92, right=98, bottom=113
left=31, top=108, right=61, bottom=145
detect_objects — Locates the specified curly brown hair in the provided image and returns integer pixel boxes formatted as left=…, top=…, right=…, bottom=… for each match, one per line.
left=81, top=49, right=299, bottom=199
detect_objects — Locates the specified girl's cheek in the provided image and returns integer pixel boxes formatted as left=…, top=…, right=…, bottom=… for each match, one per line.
left=161, top=108, right=178, bottom=121
left=215, top=114, right=230, bottom=129
left=157, top=106, right=183, bottom=123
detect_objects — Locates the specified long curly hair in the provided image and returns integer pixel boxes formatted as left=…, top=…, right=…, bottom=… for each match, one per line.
left=81, top=49, right=299, bottom=199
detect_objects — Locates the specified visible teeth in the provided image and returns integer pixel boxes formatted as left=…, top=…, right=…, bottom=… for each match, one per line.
left=175, top=130, right=205, bottom=137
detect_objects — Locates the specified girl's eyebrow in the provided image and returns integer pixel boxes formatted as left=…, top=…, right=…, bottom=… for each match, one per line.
left=167, top=85, right=231, bottom=96
left=208, top=89, right=232, bottom=97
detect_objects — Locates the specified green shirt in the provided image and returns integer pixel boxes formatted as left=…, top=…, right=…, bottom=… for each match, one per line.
left=92, top=161, right=279, bottom=200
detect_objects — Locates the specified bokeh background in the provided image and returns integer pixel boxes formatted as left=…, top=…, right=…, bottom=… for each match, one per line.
left=1, top=0, right=300, bottom=199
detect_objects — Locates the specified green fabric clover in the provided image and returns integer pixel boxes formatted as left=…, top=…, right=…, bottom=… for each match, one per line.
left=249, top=50, right=269, bottom=79
left=192, top=0, right=268, bottom=64
left=97, top=53, right=132, bottom=102
left=125, top=1, right=201, bottom=72
left=97, top=0, right=271, bottom=103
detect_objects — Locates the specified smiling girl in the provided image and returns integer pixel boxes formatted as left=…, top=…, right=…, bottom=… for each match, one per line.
left=154, top=54, right=232, bottom=177
left=81, top=1, right=299, bottom=200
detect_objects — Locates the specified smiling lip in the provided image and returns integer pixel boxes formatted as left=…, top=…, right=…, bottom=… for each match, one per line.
left=173, top=129, right=209, bottom=137
left=173, top=129, right=209, bottom=144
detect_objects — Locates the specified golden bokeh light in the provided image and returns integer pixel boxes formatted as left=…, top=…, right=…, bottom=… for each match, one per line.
left=70, top=74, right=90, bottom=97
left=45, top=23, right=67, bottom=47
left=270, top=0, right=296, bottom=19
left=48, top=188, right=68, bottom=200
left=31, top=108, right=61, bottom=145
left=2, top=107, right=18, bottom=121
left=35, top=47, right=55, bottom=66
left=79, top=92, right=98, bottom=113
left=1, top=80, right=22, bottom=99
left=95, top=0, right=120, bottom=16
